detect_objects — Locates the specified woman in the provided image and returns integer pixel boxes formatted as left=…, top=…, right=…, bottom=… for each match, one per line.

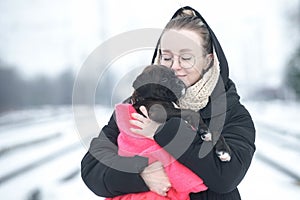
left=81, top=6, right=256, bottom=200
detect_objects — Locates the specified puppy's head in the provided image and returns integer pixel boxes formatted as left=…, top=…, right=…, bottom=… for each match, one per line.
left=132, top=65, right=186, bottom=102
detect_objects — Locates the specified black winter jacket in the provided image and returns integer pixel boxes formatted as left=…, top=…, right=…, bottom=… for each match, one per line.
left=81, top=6, right=256, bottom=200
left=81, top=79, right=255, bottom=199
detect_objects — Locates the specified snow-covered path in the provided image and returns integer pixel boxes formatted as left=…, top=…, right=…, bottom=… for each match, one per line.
left=0, top=101, right=299, bottom=200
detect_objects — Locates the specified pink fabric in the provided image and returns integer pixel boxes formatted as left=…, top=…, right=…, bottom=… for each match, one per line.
left=106, top=103, right=207, bottom=200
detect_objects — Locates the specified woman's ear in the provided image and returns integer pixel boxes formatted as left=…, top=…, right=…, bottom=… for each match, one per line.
left=205, top=53, right=214, bottom=68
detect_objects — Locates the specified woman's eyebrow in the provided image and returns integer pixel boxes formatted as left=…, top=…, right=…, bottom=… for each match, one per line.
left=179, top=49, right=193, bottom=52
left=161, top=49, right=193, bottom=53
left=161, top=49, right=172, bottom=53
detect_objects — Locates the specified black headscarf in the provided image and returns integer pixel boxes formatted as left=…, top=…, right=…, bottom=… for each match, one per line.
left=151, top=6, right=230, bottom=87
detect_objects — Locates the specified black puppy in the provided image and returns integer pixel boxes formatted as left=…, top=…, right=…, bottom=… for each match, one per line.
left=130, top=65, right=231, bottom=162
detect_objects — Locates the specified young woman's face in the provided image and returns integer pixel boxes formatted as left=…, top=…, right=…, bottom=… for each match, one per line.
left=160, top=29, right=211, bottom=87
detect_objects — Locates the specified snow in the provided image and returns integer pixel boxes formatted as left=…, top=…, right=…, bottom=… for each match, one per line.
left=238, top=100, right=300, bottom=199
left=0, top=101, right=300, bottom=199
left=239, top=154, right=300, bottom=200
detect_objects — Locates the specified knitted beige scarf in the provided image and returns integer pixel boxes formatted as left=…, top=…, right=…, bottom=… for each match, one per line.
left=178, top=53, right=220, bottom=111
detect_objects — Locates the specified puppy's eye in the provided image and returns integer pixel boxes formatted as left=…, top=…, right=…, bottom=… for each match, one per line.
left=161, top=77, right=168, bottom=83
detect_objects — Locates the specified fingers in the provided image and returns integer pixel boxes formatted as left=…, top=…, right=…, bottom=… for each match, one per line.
left=139, top=106, right=149, bottom=118
left=130, top=111, right=160, bottom=139
left=130, top=112, right=150, bottom=130
left=129, top=119, right=144, bottom=128
left=159, top=189, right=167, bottom=197
left=129, top=113, right=148, bottom=132
left=131, top=112, right=149, bottom=123
left=161, top=185, right=171, bottom=196
left=147, top=179, right=171, bottom=196
left=165, top=183, right=172, bottom=188
left=151, top=181, right=171, bottom=196
left=129, top=127, right=143, bottom=135
left=141, top=161, right=172, bottom=196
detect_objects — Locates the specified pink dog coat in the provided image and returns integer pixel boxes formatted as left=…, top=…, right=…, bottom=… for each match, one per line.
left=106, top=104, right=207, bottom=200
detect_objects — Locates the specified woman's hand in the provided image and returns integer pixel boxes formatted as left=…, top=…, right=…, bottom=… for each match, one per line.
left=141, top=161, right=171, bottom=196
left=130, top=106, right=162, bottom=139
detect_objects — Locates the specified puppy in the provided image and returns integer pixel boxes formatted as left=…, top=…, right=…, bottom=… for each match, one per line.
left=130, top=65, right=231, bottom=162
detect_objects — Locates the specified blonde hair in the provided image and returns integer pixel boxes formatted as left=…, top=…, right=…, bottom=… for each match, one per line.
left=175, top=8, right=196, bottom=17
left=163, top=16, right=212, bottom=55
left=152, top=8, right=213, bottom=65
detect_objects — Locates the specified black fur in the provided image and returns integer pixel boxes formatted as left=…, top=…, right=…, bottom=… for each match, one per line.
left=131, top=65, right=231, bottom=161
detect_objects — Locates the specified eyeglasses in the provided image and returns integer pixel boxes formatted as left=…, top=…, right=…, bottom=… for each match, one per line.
left=160, top=53, right=196, bottom=69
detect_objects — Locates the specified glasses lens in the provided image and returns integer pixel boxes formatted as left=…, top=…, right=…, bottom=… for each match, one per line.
left=160, top=54, right=173, bottom=67
left=179, top=53, right=195, bottom=68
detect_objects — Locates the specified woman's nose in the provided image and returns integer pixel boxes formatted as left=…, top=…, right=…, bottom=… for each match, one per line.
left=170, top=58, right=182, bottom=70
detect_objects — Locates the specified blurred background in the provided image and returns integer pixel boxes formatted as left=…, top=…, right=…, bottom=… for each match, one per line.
left=0, top=0, right=300, bottom=199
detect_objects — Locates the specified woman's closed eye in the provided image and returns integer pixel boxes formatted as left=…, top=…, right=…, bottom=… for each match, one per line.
left=180, top=54, right=193, bottom=61
left=161, top=54, right=172, bottom=61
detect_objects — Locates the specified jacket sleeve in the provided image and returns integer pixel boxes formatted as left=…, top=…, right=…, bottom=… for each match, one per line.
left=81, top=112, right=149, bottom=197
left=154, top=103, right=256, bottom=194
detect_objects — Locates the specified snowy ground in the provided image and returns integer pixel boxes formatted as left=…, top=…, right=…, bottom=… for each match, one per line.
left=239, top=100, right=300, bottom=199
left=0, top=101, right=300, bottom=200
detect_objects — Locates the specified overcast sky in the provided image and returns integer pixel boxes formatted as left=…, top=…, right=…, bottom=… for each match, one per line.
left=0, top=0, right=299, bottom=94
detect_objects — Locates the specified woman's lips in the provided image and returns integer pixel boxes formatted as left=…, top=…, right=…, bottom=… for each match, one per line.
left=176, top=74, right=186, bottom=78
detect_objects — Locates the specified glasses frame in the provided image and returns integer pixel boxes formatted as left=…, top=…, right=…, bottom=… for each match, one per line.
left=159, top=52, right=196, bottom=69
